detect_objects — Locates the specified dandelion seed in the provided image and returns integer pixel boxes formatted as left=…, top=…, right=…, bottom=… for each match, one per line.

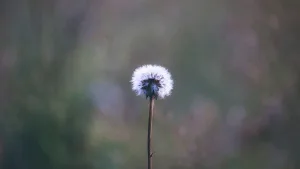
left=131, top=64, right=173, bottom=99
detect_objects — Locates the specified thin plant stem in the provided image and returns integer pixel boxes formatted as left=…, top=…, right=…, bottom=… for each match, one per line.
left=147, top=96, right=155, bottom=169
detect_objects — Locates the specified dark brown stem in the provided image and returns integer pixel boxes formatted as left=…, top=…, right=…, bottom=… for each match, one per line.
left=147, top=96, right=155, bottom=169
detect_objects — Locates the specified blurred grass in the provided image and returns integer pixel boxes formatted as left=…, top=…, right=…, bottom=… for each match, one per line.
left=1, top=0, right=300, bottom=169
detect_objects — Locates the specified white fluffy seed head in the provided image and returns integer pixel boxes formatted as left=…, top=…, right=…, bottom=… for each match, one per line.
left=131, top=64, right=173, bottom=99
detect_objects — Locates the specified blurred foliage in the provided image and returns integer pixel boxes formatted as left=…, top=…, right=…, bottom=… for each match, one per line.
left=0, top=0, right=300, bottom=169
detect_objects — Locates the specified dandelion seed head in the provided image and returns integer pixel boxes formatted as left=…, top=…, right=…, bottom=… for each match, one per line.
left=131, top=64, right=173, bottom=99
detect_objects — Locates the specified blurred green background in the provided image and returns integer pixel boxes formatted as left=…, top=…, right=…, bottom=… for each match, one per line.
left=1, top=0, right=300, bottom=169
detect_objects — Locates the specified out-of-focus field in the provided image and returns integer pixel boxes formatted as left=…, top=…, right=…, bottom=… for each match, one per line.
left=0, top=0, right=300, bottom=169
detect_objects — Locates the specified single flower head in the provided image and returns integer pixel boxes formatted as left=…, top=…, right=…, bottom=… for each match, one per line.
left=131, top=64, right=173, bottom=99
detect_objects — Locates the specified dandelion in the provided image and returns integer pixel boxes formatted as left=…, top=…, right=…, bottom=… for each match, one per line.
left=131, top=64, right=173, bottom=169
left=131, top=65, right=173, bottom=99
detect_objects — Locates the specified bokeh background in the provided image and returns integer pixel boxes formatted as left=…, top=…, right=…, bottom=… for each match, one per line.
left=1, top=0, right=300, bottom=169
